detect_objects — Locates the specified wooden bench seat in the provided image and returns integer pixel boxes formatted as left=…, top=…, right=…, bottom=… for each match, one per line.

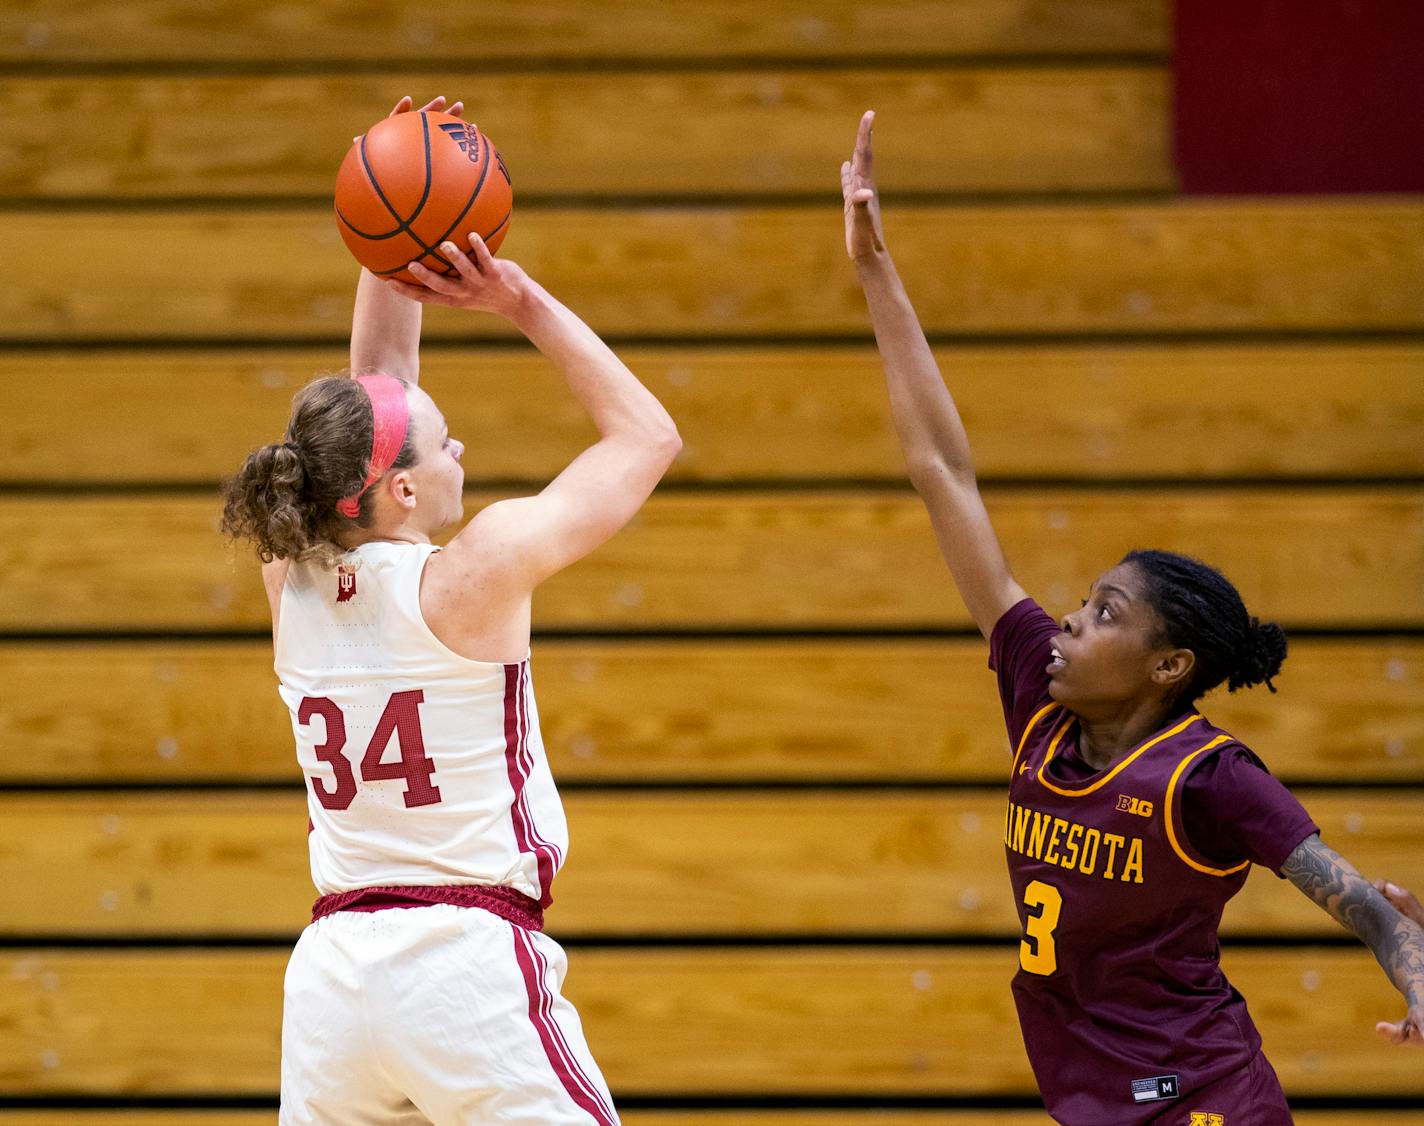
left=5, top=342, right=1421, bottom=484
left=0, top=947, right=1414, bottom=1095
left=0, top=68, right=1168, bottom=200
left=0, top=0, right=1168, bottom=63
left=1, top=639, right=1418, bottom=784
left=4, top=202, right=1421, bottom=341
left=0, top=1114, right=1418, bottom=1126
left=1, top=489, right=1418, bottom=631
left=0, top=791, right=1416, bottom=937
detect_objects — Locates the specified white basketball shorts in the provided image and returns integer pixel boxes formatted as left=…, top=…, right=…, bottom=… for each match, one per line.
left=280, top=903, right=619, bottom=1125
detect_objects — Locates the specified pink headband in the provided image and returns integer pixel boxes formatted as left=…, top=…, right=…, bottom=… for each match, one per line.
left=336, top=374, right=410, bottom=518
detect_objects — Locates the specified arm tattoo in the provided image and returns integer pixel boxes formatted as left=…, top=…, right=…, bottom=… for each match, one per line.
left=1281, top=833, right=1424, bottom=1008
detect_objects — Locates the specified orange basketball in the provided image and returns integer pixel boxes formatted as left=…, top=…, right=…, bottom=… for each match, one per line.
left=334, top=111, right=513, bottom=284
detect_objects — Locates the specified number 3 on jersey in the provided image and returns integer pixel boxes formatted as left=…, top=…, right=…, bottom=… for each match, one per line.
left=298, top=691, right=442, bottom=810
left=1020, top=879, right=1063, bottom=975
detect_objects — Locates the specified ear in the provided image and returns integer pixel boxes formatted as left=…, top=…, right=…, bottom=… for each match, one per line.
left=387, top=469, right=418, bottom=513
left=1151, top=648, right=1195, bottom=692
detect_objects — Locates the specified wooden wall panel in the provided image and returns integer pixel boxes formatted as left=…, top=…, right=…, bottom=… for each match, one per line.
left=1, top=639, right=1420, bottom=785
left=4, top=202, right=1421, bottom=341
left=0, top=793, right=1415, bottom=937
left=0, top=1, right=1168, bottom=63
left=0, top=1114, right=1417, bottom=1126
left=0, top=489, right=1417, bottom=631
left=0, top=949, right=1412, bottom=1095
left=4, top=342, right=1421, bottom=485
left=0, top=69, right=1169, bottom=199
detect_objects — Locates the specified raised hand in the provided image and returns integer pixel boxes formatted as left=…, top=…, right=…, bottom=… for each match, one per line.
left=841, top=110, right=886, bottom=262
left=386, top=234, right=529, bottom=319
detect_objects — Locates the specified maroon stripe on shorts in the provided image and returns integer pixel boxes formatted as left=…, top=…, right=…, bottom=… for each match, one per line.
left=503, top=661, right=557, bottom=907
left=515, top=663, right=561, bottom=888
left=512, top=926, right=618, bottom=1126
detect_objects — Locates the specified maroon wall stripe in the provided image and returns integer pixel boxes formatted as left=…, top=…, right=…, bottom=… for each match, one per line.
left=1175, top=0, right=1424, bottom=193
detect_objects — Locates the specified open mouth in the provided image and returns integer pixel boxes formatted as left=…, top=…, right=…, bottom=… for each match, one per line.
left=1047, top=645, right=1067, bottom=673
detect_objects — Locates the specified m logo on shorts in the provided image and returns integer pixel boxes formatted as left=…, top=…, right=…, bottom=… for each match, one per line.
left=1189, top=1113, right=1225, bottom=1126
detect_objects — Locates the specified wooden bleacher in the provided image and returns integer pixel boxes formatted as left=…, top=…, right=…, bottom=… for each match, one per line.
left=2, top=638, right=1419, bottom=783
left=1, top=0, right=1420, bottom=1121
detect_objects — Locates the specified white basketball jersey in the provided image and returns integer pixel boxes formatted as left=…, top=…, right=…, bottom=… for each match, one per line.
left=274, top=541, right=568, bottom=904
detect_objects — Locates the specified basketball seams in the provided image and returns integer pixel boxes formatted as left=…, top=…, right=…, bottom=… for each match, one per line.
left=417, top=131, right=495, bottom=274
left=339, top=115, right=439, bottom=241
left=337, top=113, right=511, bottom=280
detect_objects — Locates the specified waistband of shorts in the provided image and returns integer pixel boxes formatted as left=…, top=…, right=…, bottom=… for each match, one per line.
left=311, top=884, right=544, bottom=932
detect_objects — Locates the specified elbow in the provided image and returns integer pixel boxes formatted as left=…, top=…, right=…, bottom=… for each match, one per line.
left=653, top=421, right=683, bottom=470
left=905, top=454, right=973, bottom=493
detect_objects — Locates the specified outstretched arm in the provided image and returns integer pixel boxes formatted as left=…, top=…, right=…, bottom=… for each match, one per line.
left=843, top=111, right=1025, bottom=639
left=348, top=95, right=465, bottom=384
left=1281, top=833, right=1424, bottom=1046
left=389, top=234, right=680, bottom=589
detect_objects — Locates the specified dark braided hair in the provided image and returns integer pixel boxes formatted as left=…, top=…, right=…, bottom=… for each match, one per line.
left=1122, top=549, right=1287, bottom=705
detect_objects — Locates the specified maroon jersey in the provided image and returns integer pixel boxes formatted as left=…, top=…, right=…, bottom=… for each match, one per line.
left=990, top=599, right=1317, bottom=1124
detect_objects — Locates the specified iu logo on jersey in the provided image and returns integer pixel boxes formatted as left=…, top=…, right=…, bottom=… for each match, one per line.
left=335, top=566, right=358, bottom=603
left=1189, top=1113, right=1226, bottom=1126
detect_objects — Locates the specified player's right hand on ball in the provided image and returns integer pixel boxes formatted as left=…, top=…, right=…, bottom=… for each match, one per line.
left=387, top=234, right=528, bottom=319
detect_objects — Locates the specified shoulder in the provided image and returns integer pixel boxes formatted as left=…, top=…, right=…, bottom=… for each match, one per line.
left=433, top=497, right=536, bottom=582
left=1175, top=730, right=1317, bottom=873
left=1177, top=724, right=1268, bottom=785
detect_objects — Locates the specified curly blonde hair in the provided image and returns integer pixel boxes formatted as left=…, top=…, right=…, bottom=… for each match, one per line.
left=220, top=375, right=416, bottom=567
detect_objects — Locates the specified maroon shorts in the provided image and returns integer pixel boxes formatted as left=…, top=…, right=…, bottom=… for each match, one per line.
left=1146, top=1052, right=1292, bottom=1126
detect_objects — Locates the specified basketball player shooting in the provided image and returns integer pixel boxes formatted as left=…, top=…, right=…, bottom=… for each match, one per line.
left=841, top=110, right=1424, bottom=1125
left=221, top=96, right=678, bottom=1126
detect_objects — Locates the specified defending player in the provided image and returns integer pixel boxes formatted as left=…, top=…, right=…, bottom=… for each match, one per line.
left=222, top=97, right=678, bottom=1126
left=840, top=110, right=1424, bottom=1123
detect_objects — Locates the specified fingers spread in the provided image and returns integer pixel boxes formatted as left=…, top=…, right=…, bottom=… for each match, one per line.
left=407, top=260, right=462, bottom=295
left=466, top=232, right=495, bottom=271
left=387, top=95, right=414, bottom=118
left=439, top=240, right=481, bottom=277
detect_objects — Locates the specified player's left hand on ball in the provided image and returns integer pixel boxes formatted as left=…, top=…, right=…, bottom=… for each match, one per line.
left=355, top=95, right=466, bottom=142
left=386, top=235, right=527, bottom=318
left=1376, top=1006, right=1424, bottom=1047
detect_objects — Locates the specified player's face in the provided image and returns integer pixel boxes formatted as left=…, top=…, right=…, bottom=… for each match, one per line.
left=403, top=387, right=466, bottom=533
left=1047, top=562, right=1178, bottom=716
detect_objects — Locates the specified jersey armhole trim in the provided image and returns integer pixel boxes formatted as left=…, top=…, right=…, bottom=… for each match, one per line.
left=1164, top=735, right=1252, bottom=877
